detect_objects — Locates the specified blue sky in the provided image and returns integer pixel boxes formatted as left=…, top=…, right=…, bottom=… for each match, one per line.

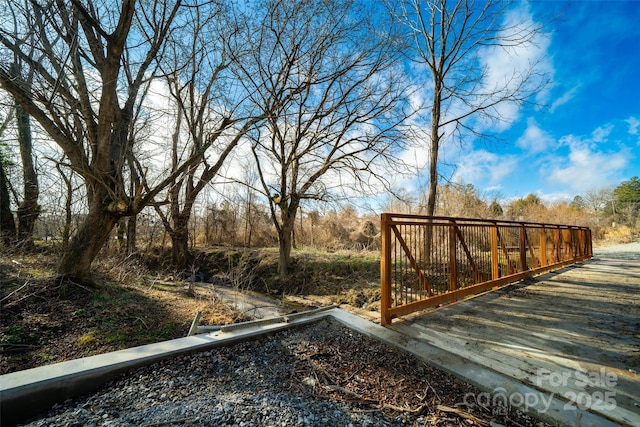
left=55, top=1, right=640, bottom=213
left=140, top=1, right=640, bottom=210
left=434, top=0, right=640, bottom=203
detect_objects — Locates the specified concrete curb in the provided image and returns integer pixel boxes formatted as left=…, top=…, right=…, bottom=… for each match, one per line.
left=1, top=307, right=625, bottom=426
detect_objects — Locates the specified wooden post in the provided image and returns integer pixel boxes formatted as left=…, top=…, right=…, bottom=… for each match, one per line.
left=539, top=227, right=547, bottom=267
left=491, top=224, right=499, bottom=281
left=519, top=225, right=527, bottom=272
left=381, top=213, right=393, bottom=326
left=448, top=222, right=458, bottom=292
left=188, top=311, right=203, bottom=336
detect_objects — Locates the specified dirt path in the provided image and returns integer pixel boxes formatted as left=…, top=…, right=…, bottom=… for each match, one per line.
left=204, top=284, right=288, bottom=319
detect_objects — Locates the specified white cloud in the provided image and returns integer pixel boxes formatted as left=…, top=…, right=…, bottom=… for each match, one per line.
left=476, top=3, right=553, bottom=132
left=627, top=116, right=640, bottom=146
left=484, top=184, right=504, bottom=193
left=452, top=149, right=518, bottom=186
left=516, top=117, right=555, bottom=154
left=547, top=134, right=628, bottom=192
left=626, top=116, right=640, bottom=135
left=534, top=190, right=574, bottom=204
left=549, top=86, right=580, bottom=113
left=590, top=124, right=613, bottom=143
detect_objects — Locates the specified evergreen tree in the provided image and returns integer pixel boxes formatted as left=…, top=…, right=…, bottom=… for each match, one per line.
left=612, top=177, right=640, bottom=225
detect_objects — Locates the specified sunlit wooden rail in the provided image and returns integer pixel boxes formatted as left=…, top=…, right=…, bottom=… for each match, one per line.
left=380, top=214, right=592, bottom=325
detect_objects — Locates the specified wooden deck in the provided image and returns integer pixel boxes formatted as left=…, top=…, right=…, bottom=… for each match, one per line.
left=389, top=257, right=640, bottom=426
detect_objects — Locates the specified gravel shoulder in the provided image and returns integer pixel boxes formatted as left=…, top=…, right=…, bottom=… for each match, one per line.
left=18, top=318, right=548, bottom=427
left=592, top=241, right=640, bottom=260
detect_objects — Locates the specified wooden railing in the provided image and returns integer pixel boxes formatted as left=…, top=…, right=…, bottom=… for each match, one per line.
left=380, top=214, right=592, bottom=325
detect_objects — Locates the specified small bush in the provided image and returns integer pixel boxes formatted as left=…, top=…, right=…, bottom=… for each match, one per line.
left=602, top=224, right=635, bottom=243
left=76, top=330, right=99, bottom=348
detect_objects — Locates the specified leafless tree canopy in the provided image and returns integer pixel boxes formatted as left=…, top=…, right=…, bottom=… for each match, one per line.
left=146, top=2, right=266, bottom=267
left=230, top=0, right=411, bottom=274
left=388, top=0, right=550, bottom=216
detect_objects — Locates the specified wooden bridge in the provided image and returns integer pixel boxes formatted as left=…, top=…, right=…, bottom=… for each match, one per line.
left=380, top=214, right=592, bottom=325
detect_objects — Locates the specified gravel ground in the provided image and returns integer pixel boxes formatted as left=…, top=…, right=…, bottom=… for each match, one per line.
left=18, top=318, right=548, bottom=427
left=592, top=241, right=640, bottom=260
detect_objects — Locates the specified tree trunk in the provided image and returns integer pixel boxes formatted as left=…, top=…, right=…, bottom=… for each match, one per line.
left=58, top=163, right=73, bottom=248
left=170, top=228, right=191, bottom=269
left=426, top=71, right=442, bottom=217
left=0, top=162, right=16, bottom=246
left=426, top=136, right=439, bottom=217
left=278, top=228, right=292, bottom=276
left=423, top=74, right=443, bottom=266
left=277, top=206, right=296, bottom=276
left=244, top=194, right=253, bottom=248
left=13, top=63, right=39, bottom=249
left=165, top=206, right=193, bottom=268
left=152, top=201, right=192, bottom=269
left=57, top=196, right=121, bottom=280
left=126, top=215, right=137, bottom=255
left=116, top=219, right=126, bottom=252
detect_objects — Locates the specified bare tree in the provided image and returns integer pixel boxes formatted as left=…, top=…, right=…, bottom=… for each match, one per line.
left=9, top=62, right=39, bottom=249
left=583, top=186, right=614, bottom=215
left=233, top=0, right=410, bottom=275
left=389, top=0, right=550, bottom=217
left=142, top=4, right=265, bottom=264
left=237, top=163, right=261, bottom=248
left=1, top=6, right=40, bottom=250
left=138, top=2, right=265, bottom=267
left=0, top=0, right=242, bottom=281
left=54, top=157, right=78, bottom=248
left=0, top=118, right=15, bottom=246
left=0, top=162, right=14, bottom=246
